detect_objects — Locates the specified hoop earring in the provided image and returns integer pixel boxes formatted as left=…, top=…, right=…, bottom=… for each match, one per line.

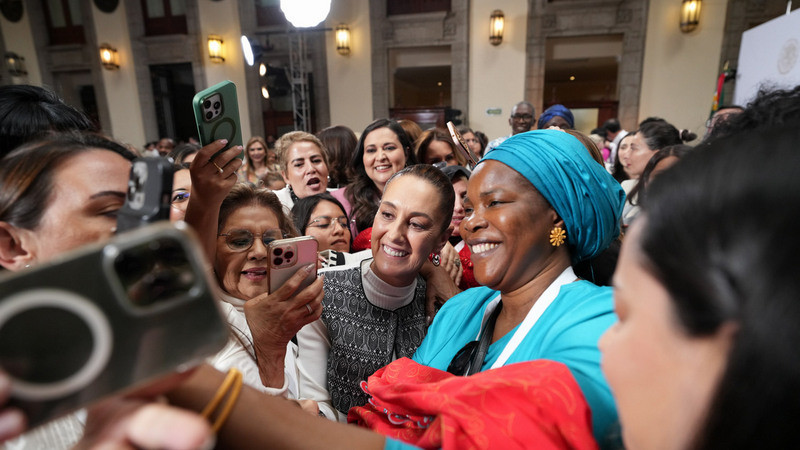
left=549, top=227, right=566, bottom=247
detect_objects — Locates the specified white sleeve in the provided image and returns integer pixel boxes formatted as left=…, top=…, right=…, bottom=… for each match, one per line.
left=295, top=317, right=342, bottom=421
left=207, top=301, right=294, bottom=398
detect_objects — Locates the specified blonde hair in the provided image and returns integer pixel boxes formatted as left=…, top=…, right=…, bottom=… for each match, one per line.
left=273, top=131, right=329, bottom=172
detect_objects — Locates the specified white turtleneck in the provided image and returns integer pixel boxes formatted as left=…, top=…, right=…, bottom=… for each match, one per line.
left=296, top=259, right=417, bottom=422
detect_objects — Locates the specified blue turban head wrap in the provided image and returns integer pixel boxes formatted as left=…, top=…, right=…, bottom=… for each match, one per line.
left=537, top=104, right=575, bottom=129
left=481, top=130, right=624, bottom=263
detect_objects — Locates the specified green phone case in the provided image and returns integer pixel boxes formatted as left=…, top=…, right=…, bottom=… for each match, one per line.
left=192, top=80, right=243, bottom=159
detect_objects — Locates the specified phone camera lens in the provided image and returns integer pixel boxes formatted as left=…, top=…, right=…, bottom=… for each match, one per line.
left=274, top=257, right=283, bottom=266
left=203, top=100, right=211, bottom=108
left=284, top=251, right=294, bottom=260
left=205, top=111, right=213, bottom=120
left=273, top=248, right=283, bottom=256
left=213, top=101, right=221, bottom=110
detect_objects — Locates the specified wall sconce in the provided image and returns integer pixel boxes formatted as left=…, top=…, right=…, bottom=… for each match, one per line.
left=99, top=44, right=119, bottom=70
left=335, top=24, right=351, bottom=56
left=680, top=0, right=702, bottom=33
left=489, top=10, right=505, bottom=46
left=4, top=52, right=27, bottom=76
left=208, top=35, right=224, bottom=63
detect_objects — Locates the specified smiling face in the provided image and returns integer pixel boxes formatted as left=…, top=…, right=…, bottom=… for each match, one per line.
left=22, top=150, right=131, bottom=264
left=599, top=222, right=732, bottom=450
left=363, top=127, right=407, bottom=192
left=281, top=141, right=329, bottom=198
left=509, top=103, right=535, bottom=135
left=461, top=160, right=562, bottom=292
left=247, top=141, right=266, bottom=165
left=625, top=132, right=656, bottom=179
left=214, top=205, right=282, bottom=300
left=370, top=175, right=448, bottom=287
left=423, top=140, right=457, bottom=166
left=305, top=200, right=351, bottom=252
left=450, top=176, right=468, bottom=238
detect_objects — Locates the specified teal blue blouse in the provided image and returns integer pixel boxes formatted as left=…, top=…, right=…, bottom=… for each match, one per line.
left=412, top=282, right=620, bottom=448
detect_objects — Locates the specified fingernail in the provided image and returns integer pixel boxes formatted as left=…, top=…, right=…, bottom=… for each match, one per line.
left=218, top=139, right=228, bottom=144
left=303, top=264, right=315, bottom=274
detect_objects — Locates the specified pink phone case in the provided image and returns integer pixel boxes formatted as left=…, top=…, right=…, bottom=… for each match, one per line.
left=267, top=236, right=319, bottom=294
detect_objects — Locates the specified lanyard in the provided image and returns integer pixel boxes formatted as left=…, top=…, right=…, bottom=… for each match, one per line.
left=479, top=266, right=576, bottom=370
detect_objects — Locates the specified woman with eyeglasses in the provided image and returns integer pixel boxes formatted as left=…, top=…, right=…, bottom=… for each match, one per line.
left=207, top=182, right=323, bottom=402
left=291, top=193, right=351, bottom=254
left=297, top=164, right=453, bottom=421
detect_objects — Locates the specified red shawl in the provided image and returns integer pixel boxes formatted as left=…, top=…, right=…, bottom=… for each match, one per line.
left=348, top=358, right=598, bottom=450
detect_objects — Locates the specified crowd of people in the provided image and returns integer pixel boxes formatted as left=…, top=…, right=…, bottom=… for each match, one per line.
left=0, top=82, right=799, bottom=450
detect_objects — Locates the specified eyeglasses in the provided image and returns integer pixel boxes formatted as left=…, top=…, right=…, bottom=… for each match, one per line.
left=511, top=114, right=533, bottom=121
left=307, top=215, right=349, bottom=230
left=218, top=229, right=285, bottom=251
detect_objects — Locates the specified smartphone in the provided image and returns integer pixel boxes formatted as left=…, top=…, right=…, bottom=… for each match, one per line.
left=0, top=222, right=228, bottom=429
left=192, top=80, right=243, bottom=160
left=267, top=236, right=319, bottom=294
left=116, top=157, right=174, bottom=233
left=447, top=121, right=480, bottom=168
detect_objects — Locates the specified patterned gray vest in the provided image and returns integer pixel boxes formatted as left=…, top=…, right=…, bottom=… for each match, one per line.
left=321, top=266, right=427, bottom=415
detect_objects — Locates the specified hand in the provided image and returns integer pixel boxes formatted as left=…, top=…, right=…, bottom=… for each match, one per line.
left=420, top=260, right=462, bottom=325
left=0, top=371, right=26, bottom=443
left=439, top=242, right=463, bottom=287
left=184, top=140, right=243, bottom=263
left=244, top=264, right=324, bottom=349
left=78, top=398, right=212, bottom=450
left=244, top=265, right=324, bottom=387
left=188, top=140, right=243, bottom=206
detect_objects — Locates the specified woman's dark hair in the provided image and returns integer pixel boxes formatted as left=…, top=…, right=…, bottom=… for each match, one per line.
left=639, top=124, right=800, bottom=449
left=707, top=85, right=800, bottom=142
left=628, top=144, right=691, bottom=206
left=474, top=131, right=489, bottom=157
left=384, top=164, right=454, bottom=234
left=0, top=132, right=135, bottom=230
left=217, top=184, right=298, bottom=238
left=168, top=142, right=200, bottom=164
left=316, top=125, right=358, bottom=188
left=0, top=85, right=97, bottom=158
left=414, top=127, right=466, bottom=166
left=291, top=193, right=349, bottom=237
left=346, top=118, right=417, bottom=233
left=637, top=120, right=685, bottom=151
left=612, top=133, right=634, bottom=183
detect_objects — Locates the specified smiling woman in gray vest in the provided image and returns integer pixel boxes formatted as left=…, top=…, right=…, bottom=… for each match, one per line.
left=297, top=164, right=454, bottom=421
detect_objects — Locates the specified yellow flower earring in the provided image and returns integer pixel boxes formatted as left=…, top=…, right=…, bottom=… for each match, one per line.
left=549, top=227, right=566, bottom=247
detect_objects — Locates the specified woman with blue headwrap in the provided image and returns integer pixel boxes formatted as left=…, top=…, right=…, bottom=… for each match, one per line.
left=538, top=104, right=575, bottom=129
left=411, top=129, right=625, bottom=448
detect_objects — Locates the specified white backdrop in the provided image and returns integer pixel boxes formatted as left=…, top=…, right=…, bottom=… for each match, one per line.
left=735, top=9, right=800, bottom=106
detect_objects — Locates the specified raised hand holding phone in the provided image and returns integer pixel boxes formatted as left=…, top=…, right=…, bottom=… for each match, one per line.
left=192, top=80, right=243, bottom=161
